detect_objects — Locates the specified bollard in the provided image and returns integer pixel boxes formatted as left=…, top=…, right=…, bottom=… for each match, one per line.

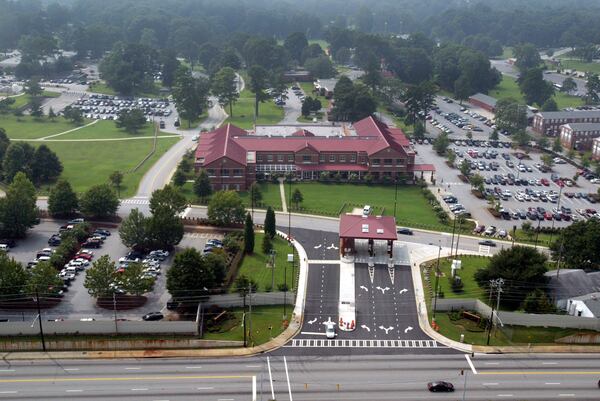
left=460, top=334, right=465, bottom=343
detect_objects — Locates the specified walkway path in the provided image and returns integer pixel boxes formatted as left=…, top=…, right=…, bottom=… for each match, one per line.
left=279, top=178, right=288, bottom=213
left=38, top=119, right=99, bottom=140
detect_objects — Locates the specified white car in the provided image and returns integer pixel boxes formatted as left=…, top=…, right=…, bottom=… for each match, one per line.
left=325, top=322, right=336, bottom=339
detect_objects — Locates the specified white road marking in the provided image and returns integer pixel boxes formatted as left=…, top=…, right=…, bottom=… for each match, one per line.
left=64, top=368, right=80, bottom=371
left=131, top=388, right=148, bottom=391
left=267, top=356, right=275, bottom=400
left=246, top=365, right=261, bottom=368
left=542, top=362, right=558, bottom=365
left=484, top=362, right=499, bottom=365
left=360, top=285, right=369, bottom=292
left=313, top=244, right=322, bottom=249
left=196, top=387, right=214, bottom=390
left=125, top=367, right=141, bottom=370
left=284, top=356, right=293, bottom=401
left=299, top=331, right=327, bottom=336
left=465, top=354, right=478, bottom=374
left=558, top=394, right=575, bottom=397
left=497, top=394, right=513, bottom=397
left=378, top=326, right=393, bottom=334
left=375, top=286, right=390, bottom=294
left=545, top=383, right=561, bottom=385
left=252, top=375, right=257, bottom=401
left=307, top=318, right=317, bottom=325
left=217, top=399, right=234, bottom=401
left=0, top=369, right=15, bottom=372
left=66, top=389, right=83, bottom=392
left=483, top=383, right=499, bottom=386
left=404, top=326, right=413, bottom=333
left=399, top=288, right=408, bottom=294
left=185, top=366, right=203, bottom=369
left=361, top=325, right=371, bottom=332
left=0, top=391, right=17, bottom=394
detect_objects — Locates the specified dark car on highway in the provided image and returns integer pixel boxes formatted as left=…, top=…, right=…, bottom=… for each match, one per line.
left=142, top=312, right=164, bottom=321
left=479, top=240, right=496, bottom=247
left=427, top=381, right=454, bottom=392
left=397, top=228, right=413, bottom=235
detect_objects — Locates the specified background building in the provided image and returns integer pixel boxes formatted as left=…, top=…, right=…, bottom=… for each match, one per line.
left=560, top=123, right=600, bottom=150
left=532, top=110, right=600, bottom=136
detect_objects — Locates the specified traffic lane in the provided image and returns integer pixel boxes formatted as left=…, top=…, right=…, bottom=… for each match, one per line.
left=544, top=72, right=587, bottom=96
left=289, top=227, right=339, bottom=260
left=298, top=263, right=340, bottom=337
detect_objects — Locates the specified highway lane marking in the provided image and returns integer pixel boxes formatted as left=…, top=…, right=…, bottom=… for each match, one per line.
left=465, top=354, right=478, bottom=374
left=64, top=368, right=79, bottom=371
left=480, top=371, right=600, bottom=375
left=197, top=387, right=215, bottom=390
left=131, top=388, right=148, bottom=391
left=284, top=356, right=293, bottom=401
left=0, top=391, right=17, bottom=394
left=185, top=366, right=203, bottom=369
left=545, top=383, right=561, bottom=385
left=484, top=362, right=499, bottom=365
left=558, top=394, right=575, bottom=397
left=267, top=357, right=275, bottom=401
left=0, top=370, right=15, bottom=372
left=252, top=375, right=257, bottom=401
left=497, top=394, right=513, bottom=397
left=542, top=362, right=558, bottom=365
left=299, top=331, right=327, bottom=336
left=0, top=375, right=252, bottom=383
left=245, top=365, right=260, bottom=368
left=125, top=367, right=141, bottom=370
left=66, top=389, right=83, bottom=392
left=483, top=383, right=499, bottom=386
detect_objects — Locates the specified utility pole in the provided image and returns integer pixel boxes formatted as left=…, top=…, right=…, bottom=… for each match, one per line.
left=556, top=237, right=565, bottom=280
left=393, top=178, right=398, bottom=218
left=486, top=278, right=504, bottom=345
left=449, top=216, right=457, bottom=257
left=288, top=176, right=292, bottom=240
left=454, top=217, right=463, bottom=257
left=35, top=289, right=46, bottom=352
left=113, top=293, right=118, bottom=334
left=534, top=217, right=541, bottom=249
left=283, top=259, right=288, bottom=320
left=251, top=184, right=254, bottom=221
left=243, top=288, right=247, bottom=347
left=248, top=284, right=253, bottom=347
left=462, top=370, right=468, bottom=401
left=432, top=241, right=442, bottom=319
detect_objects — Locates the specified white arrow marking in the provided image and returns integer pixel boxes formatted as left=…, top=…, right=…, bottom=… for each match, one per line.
left=326, top=243, right=339, bottom=250
left=359, top=285, right=369, bottom=292
left=404, top=326, right=413, bottom=333
left=361, top=325, right=371, bottom=332
left=399, top=288, right=408, bottom=294
left=322, top=317, right=333, bottom=326
left=378, top=326, right=394, bottom=334
left=375, top=286, right=390, bottom=294
left=313, top=244, right=322, bottom=249
left=307, top=318, right=317, bottom=325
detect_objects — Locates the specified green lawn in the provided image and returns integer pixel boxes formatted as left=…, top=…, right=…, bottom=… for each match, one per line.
left=376, top=106, right=411, bottom=133
left=490, top=76, right=583, bottom=109
left=424, top=256, right=490, bottom=302
left=235, top=233, right=298, bottom=293
left=0, top=115, right=83, bottom=139
left=308, top=39, right=330, bottom=51
left=500, top=47, right=514, bottom=59
left=513, top=229, right=556, bottom=247
left=39, top=137, right=180, bottom=197
left=89, top=81, right=162, bottom=97
left=225, top=89, right=284, bottom=129
left=56, top=120, right=175, bottom=140
left=178, top=181, right=283, bottom=210
left=558, top=59, right=600, bottom=75
left=202, top=305, right=290, bottom=346
left=299, top=82, right=331, bottom=109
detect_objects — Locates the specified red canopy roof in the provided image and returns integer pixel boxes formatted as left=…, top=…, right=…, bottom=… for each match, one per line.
left=339, top=215, right=397, bottom=240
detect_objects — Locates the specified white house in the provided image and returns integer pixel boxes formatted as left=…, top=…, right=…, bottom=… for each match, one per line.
left=567, top=292, right=600, bottom=318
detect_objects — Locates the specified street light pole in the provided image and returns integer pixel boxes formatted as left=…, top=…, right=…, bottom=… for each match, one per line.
left=288, top=176, right=292, bottom=240
left=393, top=178, right=398, bottom=218
left=35, top=289, right=46, bottom=352
left=432, top=241, right=442, bottom=319
left=449, top=216, right=457, bottom=257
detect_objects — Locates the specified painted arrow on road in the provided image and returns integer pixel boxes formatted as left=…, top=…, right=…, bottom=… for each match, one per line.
left=359, top=285, right=369, bottom=292
left=404, top=326, right=413, bottom=333
left=399, top=288, right=408, bottom=294
left=313, top=244, right=322, bottom=249
left=307, top=318, right=317, bottom=325
left=378, top=326, right=394, bottom=334
left=375, top=286, right=390, bottom=294
left=326, top=243, right=339, bottom=250
left=361, top=325, right=371, bottom=332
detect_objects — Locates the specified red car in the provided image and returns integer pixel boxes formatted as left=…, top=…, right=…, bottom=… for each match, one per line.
left=540, top=178, right=550, bottom=186
left=74, top=253, right=93, bottom=261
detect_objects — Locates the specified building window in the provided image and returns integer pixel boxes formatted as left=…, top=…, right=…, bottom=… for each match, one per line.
left=329, top=155, right=336, bottom=162
left=302, top=155, right=311, bottom=163
left=396, top=158, right=405, bottom=165
left=288, top=155, right=294, bottom=162
left=320, top=154, right=325, bottom=162
left=267, top=155, right=273, bottom=162
left=207, top=169, right=216, bottom=177
left=277, top=155, right=284, bottom=162
left=233, top=169, right=242, bottom=177
left=221, top=169, right=230, bottom=177
left=351, top=155, right=356, bottom=163
left=257, top=154, right=263, bottom=162
left=384, top=158, right=393, bottom=166
left=340, top=155, right=346, bottom=162
left=372, top=158, right=380, bottom=166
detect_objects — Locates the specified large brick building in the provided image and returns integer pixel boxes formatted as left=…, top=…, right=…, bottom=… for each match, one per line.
left=532, top=110, right=600, bottom=136
left=560, top=123, right=600, bottom=151
left=194, top=116, right=434, bottom=191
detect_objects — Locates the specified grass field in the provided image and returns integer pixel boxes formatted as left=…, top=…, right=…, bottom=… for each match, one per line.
left=424, top=256, right=490, bottom=302
left=0, top=115, right=83, bottom=139
left=179, top=181, right=283, bottom=210
left=225, top=89, right=284, bottom=129
left=88, top=81, right=162, bottom=97
left=235, top=233, right=298, bottom=292
left=39, top=137, right=179, bottom=197
left=500, top=47, right=514, bottom=59
left=56, top=120, right=169, bottom=140
left=490, top=76, right=583, bottom=109
left=557, top=59, right=600, bottom=75
left=299, top=82, right=331, bottom=109
left=376, top=106, right=411, bottom=133
left=202, top=305, right=290, bottom=346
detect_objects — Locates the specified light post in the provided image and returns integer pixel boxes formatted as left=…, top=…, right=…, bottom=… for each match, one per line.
left=393, top=177, right=398, bottom=218
left=288, top=253, right=295, bottom=292
left=288, top=174, right=292, bottom=240
left=432, top=240, right=442, bottom=319
left=34, top=289, right=46, bottom=352
left=251, top=183, right=254, bottom=220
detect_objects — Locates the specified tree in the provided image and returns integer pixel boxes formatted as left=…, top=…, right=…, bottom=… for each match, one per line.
left=247, top=65, right=270, bottom=119
left=474, top=246, right=548, bottom=310
left=193, top=170, right=212, bottom=203
left=459, top=159, right=471, bottom=177
left=99, top=42, right=155, bottom=95
left=494, top=98, right=528, bottom=134
left=173, top=168, right=186, bottom=187
left=585, top=73, right=600, bottom=104
left=291, top=188, right=304, bottom=209
left=469, top=174, right=485, bottom=192
left=264, top=206, right=276, bottom=239
left=211, top=67, right=239, bottom=116
left=146, top=207, right=184, bottom=250
left=244, top=213, right=255, bottom=254
left=537, top=136, right=549, bottom=149
left=207, top=190, right=246, bottom=226
left=403, top=81, right=436, bottom=126
left=116, top=109, right=147, bottom=134
left=109, top=171, right=124, bottom=197
left=167, top=248, right=217, bottom=299
left=48, top=180, right=78, bottom=218
left=523, top=289, right=556, bottom=314
left=261, top=233, right=273, bottom=255
left=304, top=56, right=336, bottom=79
left=119, top=208, right=149, bottom=251
left=48, top=107, right=57, bottom=121
left=0, top=253, right=28, bottom=298
left=29, top=97, right=43, bottom=118
left=433, top=133, right=450, bottom=155
left=119, top=262, right=154, bottom=296
left=541, top=154, right=555, bottom=169
left=24, top=78, right=42, bottom=97
left=453, top=74, right=472, bottom=105
left=447, top=149, right=457, bottom=166
left=149, top=185, right=187, bottom=216
left=79, top=184, right=120, bottom=218
left=512, top=130, right=531, bottom=147
left=250, top=182, right=262, bottom=206
left=0, top=172, right=37, bottom=239
left=27, top=262, right=62, bottom=295
left=551, top=220, right=600, bottom=270
left=519, top=67, right=555, bottom=107
left=553, top=137, right=563, bottom=153
left=0, top=98, right=15, bottom=114
left=84, top=255, right=117, bottom=297
left=284, top=32, right=308, bottom=63
left=62, top=106, right=83, bottom=125
left=541, top=98, right=558, bottom=112
left=172, top=66, right=210, bottom=127
left=234, top=274, right=258, bottom=294
left=489, top=129, right=499, bottom=142
left=561, top=77, right=577, bottom=93
left=2, top=142, right=35, bottom=182
left=31, top=144, right=62, bottom=184
left=514, top=43, right=542, bottom=72
left=159, top=49, right=180, bottom=87
left=413, top=121, right=426, bottom=139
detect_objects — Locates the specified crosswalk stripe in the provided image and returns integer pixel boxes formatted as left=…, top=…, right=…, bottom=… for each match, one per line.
left=286, top=339, right=440, bottom=348
left=183, top=233, right=224, bottom=239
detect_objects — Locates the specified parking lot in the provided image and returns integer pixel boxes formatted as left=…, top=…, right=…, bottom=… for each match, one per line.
left=71, top=94, right=174, bottom=124
left=415, top=140, right=600, bottom=234
left=1, top=221, right=219, bottom=322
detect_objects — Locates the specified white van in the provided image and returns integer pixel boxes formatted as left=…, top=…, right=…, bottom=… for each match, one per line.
left=362, top=205, right=372, bottom=216
left=0, top=244, right=8, bottom=252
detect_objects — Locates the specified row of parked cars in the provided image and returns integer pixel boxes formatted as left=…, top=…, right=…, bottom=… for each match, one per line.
left=442, top=195, right=471, bottom=218
left=117, top=249, right=169, bottom=281
left=71, top=95, right=172, bottom=122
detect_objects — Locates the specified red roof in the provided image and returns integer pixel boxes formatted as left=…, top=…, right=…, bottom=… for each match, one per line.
left=291, top=129, right=315, bottom=137
left=297, top=164, right=368, bottom=172
left=339, top=215, right=397, bottom=240
left=412, top=164, right=436, bottom=172
left=195, top=124, right=247, bottom=165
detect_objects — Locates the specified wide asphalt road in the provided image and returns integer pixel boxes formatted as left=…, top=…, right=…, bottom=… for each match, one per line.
left=1, top=354, right=600, bottom=400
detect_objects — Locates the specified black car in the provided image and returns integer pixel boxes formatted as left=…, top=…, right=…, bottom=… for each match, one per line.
left=48, top=235, right=61, bottom=246
left=94, top=229, right=111, bottom=236
left=479, top=240, right=496, bottom=247
left=142, top=312, right=164, bottom=321
left=397, top=228, right=414, bottom=235
left=428, top=381, right=454, bottom=392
